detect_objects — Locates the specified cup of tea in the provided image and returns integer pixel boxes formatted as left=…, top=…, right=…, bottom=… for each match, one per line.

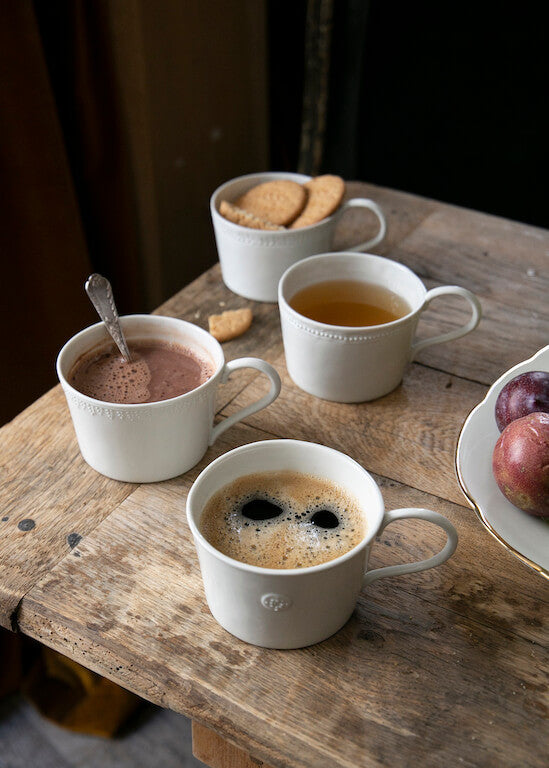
left=56, top=314, right=281, bottom=482
left=278, top=252, right=482, bottom=402
left=186, top=439, right=458, bottom=648
left=210, top=172, right=386, bottom=303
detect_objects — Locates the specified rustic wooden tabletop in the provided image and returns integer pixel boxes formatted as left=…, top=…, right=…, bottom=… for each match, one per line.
left=1, top=182, right=547, bottom=768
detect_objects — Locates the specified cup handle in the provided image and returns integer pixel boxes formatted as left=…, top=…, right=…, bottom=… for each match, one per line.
left=410, top=286, right=482, bottom=361
left=337, top=198, right=387, bottom=251
left=209, top=358, right=281, bottom=445
left=362, top=508, right=458, bottom=587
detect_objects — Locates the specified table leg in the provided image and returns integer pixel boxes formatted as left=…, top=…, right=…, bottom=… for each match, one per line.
left=192, top=721, right=275, bottom=768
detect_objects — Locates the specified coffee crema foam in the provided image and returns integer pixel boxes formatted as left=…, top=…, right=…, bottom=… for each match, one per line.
left=199, top=470, right=367, bottom=569
left=68, top=339, right=213, bottom=404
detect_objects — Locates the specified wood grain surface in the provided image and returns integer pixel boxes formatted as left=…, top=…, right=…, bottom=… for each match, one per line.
left=193, top=721, right=274, bottom=768
left=221, top=349, right=485, bottom=506
left=2, top=183, right=548, bottom=768
left=17, top=424, right=548, bottom=768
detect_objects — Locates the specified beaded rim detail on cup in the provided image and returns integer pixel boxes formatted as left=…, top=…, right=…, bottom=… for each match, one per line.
left=283, top=313, right=409, bottom=343
left=216, top=222, right=331, bottom=247
left=64, top=386, right=212, bottom=420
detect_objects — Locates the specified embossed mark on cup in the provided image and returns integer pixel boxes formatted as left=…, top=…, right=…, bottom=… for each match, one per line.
left=261, top=593, right=293, bottom=612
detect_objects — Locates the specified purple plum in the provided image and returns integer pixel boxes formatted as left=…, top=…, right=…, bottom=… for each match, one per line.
left=494, top=371, right=549, bottom=432
left=492, top=412, right=549, bottom=517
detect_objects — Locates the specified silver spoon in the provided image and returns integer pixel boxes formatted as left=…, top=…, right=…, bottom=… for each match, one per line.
left=85, top=273, right=132, bottom=362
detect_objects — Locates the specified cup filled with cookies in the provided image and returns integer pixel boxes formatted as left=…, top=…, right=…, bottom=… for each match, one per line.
left=210, top=172, right=386, bottom=302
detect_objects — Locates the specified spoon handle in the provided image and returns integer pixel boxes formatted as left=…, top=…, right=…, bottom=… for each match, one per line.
left=85, top=274, right=132, bottom=362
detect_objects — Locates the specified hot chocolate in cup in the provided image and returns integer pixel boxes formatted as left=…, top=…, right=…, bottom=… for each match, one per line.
left=56, top=315, right=281, bottom=483
left=187, top=439, right=458, bottom=649
left=210, top=172, right=387, bottom=302
left=68, top=336, right=214, bottom=404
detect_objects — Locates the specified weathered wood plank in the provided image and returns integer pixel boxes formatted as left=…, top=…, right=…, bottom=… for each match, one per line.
left=386, top=204, right=549, bottom=383
left=335, top=182, right=441, bottom=255
left=154, top=263, right=284, bottom=415
left=162, top=183, right=549, bottom=394
left=0, top=182, right=484, bottom=627
left=3, top=185, right=548, bottom=768
left=335, top=182, right=549, bottom=385
left=222, top=351, right=486, bottom=507
left=192, top=722, right=274, bottom=768
left=17, top=424, right=548, bottom=768
left=0, top=291, right=281, bottom=630
left=0, top=388, right=138, bottom=629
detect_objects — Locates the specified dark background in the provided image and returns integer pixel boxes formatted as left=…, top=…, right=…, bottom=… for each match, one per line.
left=270, top=0, right=547, bottom=228
left=1, top=0, right=547, bottom=426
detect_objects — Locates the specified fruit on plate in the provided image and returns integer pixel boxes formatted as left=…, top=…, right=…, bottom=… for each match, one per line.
left=492, top=412, right=549, bottom=517
left=495, top=371, right=549, bottom=432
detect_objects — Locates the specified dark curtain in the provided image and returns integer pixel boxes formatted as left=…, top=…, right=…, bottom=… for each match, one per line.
left=269, top=0, right=548, bottom=228
left=339, top=0, right=548, bottom=228
left=0, top=1, right=143, bottom=425
left=0, top=2, right=94, bottom=425
left=34, top=1, right=145, bottom=313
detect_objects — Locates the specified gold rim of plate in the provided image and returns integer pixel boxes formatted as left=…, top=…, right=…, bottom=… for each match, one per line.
left=455, top=409, right=549, bottom=581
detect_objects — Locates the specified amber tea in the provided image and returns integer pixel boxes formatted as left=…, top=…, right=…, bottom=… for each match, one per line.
left=289, top=280, right=411, bottom=327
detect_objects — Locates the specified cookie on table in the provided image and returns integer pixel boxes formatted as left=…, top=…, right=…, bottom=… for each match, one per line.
left=289, top=175, right=345, bottom=229
left=235, top=180, right=307, bottom=226
left=208, top=308, right=253, bottom=342
left=219, top=200, right=284, bottom=231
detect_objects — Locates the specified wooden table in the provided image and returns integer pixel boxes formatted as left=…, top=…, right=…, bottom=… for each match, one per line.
left=1, top=182, right=548, bottom=768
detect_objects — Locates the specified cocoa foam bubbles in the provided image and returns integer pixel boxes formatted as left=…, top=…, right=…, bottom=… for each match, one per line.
left=68, top=339, right=214, bottom=404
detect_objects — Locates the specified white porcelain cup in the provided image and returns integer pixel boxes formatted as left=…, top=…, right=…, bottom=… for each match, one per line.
left=56, top=315, right=281, bottom=483
left=210, top=172, right=386, bottom=302
left=187, top=439, right=458, bottom=649
left=279, top=252, right=482, bottom=402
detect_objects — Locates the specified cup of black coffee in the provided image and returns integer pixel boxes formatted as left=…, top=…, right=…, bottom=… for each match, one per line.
left=56, top=315, right=281, bottom=482
left=186, top=439, right=458, bottom=648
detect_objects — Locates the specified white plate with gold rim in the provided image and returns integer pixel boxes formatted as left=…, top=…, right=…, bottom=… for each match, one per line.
left=456, top=344, right=549, bottom=579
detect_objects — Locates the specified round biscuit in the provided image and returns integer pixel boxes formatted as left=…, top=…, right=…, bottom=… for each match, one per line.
left=219, top=200, right=284, bottom=230
left=289, top=175, right=345, bottom=229
left=235, top=180, right=307, bottom=226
